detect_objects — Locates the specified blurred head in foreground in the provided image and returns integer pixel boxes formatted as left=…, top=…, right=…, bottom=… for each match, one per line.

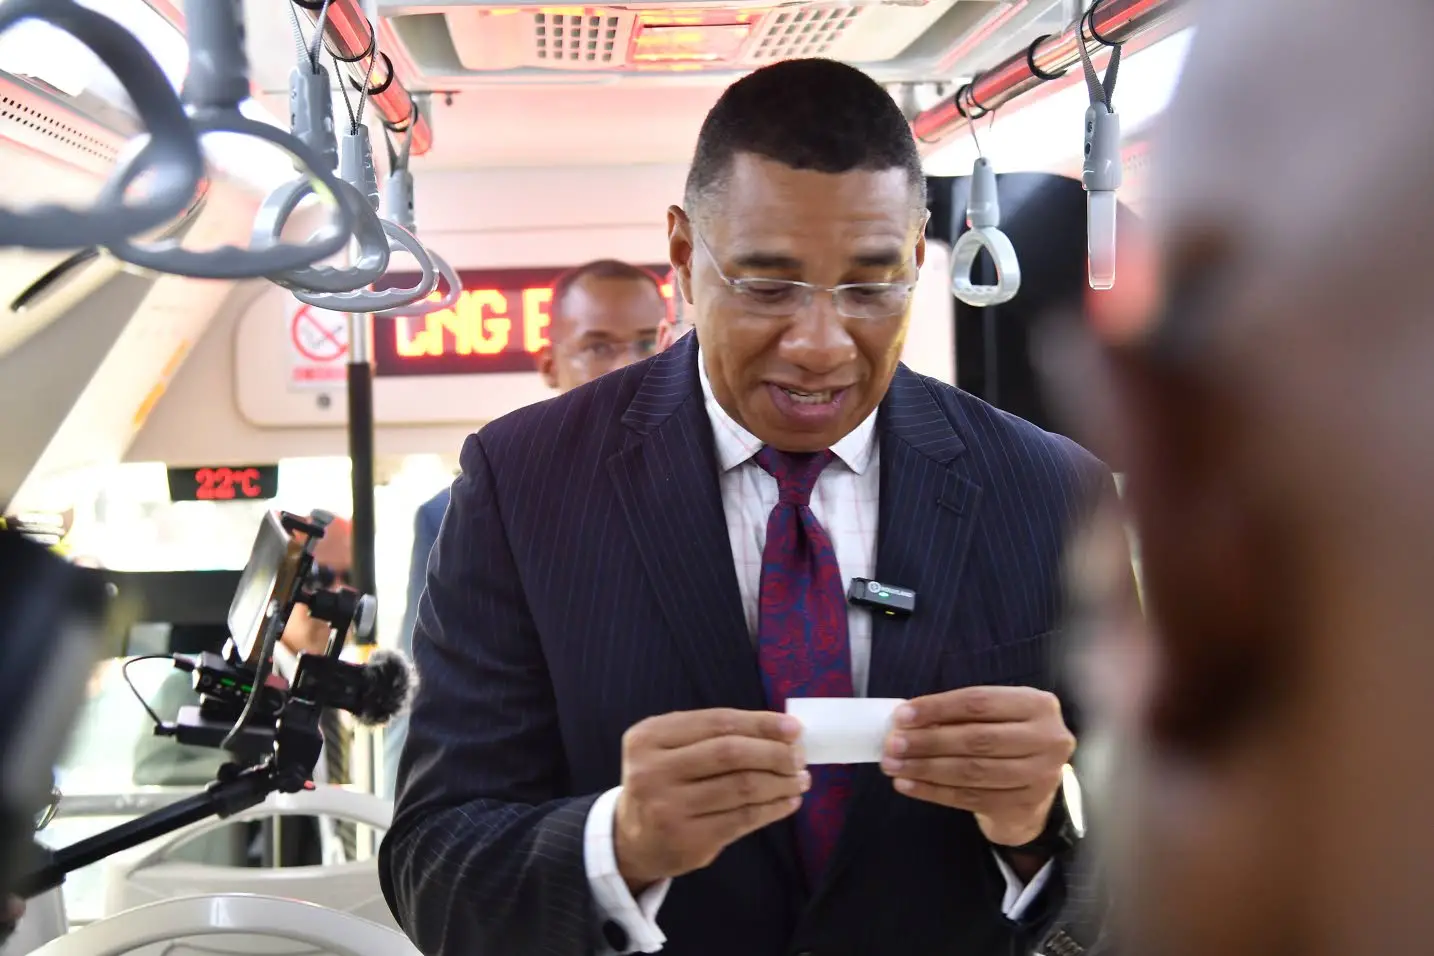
left=1047, top=3, right=1434, bottom=955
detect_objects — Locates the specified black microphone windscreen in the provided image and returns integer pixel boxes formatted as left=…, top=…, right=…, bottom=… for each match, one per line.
left=356, top=649, right=415, bottom=726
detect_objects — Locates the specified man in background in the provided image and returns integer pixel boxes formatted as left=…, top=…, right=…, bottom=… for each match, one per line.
left=1040, top=3, right=1434, bottom=955
left=382, top=260, right=671, bottom=799
left=268, top=512, right=358, bottom=862
left=279, top=511, right=354, bottom=660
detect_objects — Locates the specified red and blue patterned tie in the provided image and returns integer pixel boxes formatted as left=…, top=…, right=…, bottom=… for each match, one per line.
left=754, top=447, right=855, bottom=886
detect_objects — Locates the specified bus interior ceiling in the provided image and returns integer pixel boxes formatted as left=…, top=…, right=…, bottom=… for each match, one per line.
left=0, top=0, right=1186, bottom=516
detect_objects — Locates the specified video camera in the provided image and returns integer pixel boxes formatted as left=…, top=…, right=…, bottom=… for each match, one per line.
left=0, top=528, right=111, bottom=901
left=7, top=510, right=411, bottom=900
left=152, top=510, right=392, bottom=765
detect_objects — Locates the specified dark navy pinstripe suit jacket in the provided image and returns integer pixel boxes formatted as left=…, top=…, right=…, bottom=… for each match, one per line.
left=380, top=332, right=1113, bottom=956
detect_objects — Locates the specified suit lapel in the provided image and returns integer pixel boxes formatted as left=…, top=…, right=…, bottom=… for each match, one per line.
left=814, top=365, right=985, bottom=899
left=866, top=368, right=982, bottom=702
left=607, top=336, right=801, bottom=884
left=606, top=334, right=766, bottom=713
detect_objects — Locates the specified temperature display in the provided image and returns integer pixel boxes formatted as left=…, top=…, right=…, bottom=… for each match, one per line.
left=167, top=465, right=279, bottom=502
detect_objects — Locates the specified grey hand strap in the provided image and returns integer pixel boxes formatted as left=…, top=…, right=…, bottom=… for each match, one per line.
left=103, top=0, right=356, bottom=279
left=0, top=0, right=204, bottom=250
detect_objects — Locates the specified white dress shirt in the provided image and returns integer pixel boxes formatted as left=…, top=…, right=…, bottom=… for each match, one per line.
left=583, top=349, right=1053, bottom=953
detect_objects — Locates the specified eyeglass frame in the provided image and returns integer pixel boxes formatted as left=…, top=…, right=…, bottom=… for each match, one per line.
left=691, top=230, right=919, bottom=320
left=557, top=334, right=661, bottom=370
left=312, top=564, right=351, bottom=590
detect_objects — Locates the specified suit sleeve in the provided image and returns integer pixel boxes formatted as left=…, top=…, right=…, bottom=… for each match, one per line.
left=1029, top=456, right=1131, bottom=955
left=1059, top=458, right=1129, bottom=741
left=988, top=452, right=1124, bottom=939
left=380, top=501, right=442, bottom=801
left=379, top=432, right=600, bottom=956
left=401, top=502, right=441, bottom=661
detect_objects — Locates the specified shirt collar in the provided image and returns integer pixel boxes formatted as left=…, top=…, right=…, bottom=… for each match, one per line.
left=696, top=344, right=878, bottom=475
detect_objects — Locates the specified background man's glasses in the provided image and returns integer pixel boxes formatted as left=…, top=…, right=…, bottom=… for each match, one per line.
left=312, top=565, right=351, bottom=590
left=569, top=337, right=659, bottom=368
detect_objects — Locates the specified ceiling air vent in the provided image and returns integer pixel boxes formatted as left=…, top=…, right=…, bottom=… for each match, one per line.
left=406, top=0, right=1040, bottom=80
left=0, top=87, right=118, bottom=172
left=534, top=11, right=629, bottom=65
left=744, top=6, right=865, bottom=64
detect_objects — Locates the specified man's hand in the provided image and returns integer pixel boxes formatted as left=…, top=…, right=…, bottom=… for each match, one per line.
left=615, top=709, right=809, bottom=891
left=880, top=686, right=1074, bottom=846
left=279, top=603, right=329, bottom=656
left=1, top=895, right=25, bottom=944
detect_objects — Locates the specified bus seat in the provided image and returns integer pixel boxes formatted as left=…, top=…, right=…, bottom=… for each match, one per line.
left=100, top=790, right=395, bottom=933
left=25, top=894, right=418, bottom=956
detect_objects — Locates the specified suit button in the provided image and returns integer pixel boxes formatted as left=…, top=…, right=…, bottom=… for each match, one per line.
left=602, top=920, right=629, bottom=951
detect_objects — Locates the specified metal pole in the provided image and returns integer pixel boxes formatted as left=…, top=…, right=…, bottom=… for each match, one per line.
left=910, top=0, right=1189, bottom=145
left=346, top=309, right=376, bottom=645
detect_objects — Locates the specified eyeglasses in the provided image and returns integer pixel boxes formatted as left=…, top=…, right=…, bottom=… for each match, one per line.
left=567, top=336, right=659, bottom=369
left=312, top=564, right=350, bottom=590
left=35, top=786, right=60, bottom=832
left=693, top=231, right=916, bottom=320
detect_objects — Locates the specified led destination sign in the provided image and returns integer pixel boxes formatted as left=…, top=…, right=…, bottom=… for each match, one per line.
left=373, top=265, right=674, bottom=377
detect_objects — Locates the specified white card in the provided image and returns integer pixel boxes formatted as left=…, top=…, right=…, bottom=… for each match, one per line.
left=786, top=697, right=907, bottom=765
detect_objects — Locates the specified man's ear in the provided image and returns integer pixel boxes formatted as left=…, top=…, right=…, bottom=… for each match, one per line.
left=656, top=320, right=678, bottom=353
left=668, top=205, right=696, bottom=305
left=536, top=345, right=559, bottom=389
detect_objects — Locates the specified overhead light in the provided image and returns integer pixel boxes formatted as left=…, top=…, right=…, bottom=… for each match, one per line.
left=924, top=27, right=1196, bottom=176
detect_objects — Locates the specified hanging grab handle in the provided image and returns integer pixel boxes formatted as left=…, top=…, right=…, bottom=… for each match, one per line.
left=296, top=218, right=437, bottom=313
left=949, top=96, right=1020, bottom=307
left=373, top=169, right=461, bottom=317
left=102, top=0, right=356, bottom=279
left=284, top=17, right=436, bottom=313
left=375, top=248, right=459, bottom=317
left=289, top=130, right=436, bottom=312
left=259, top=86, right=391, bottom=295
left=254, top=179, right=390, bottom=295
left=0, top=0, right=205, bottom=250
left=1083, top=110, right=1122, bottom=290
left=950, top=157, right=1021, bottom=308
left=384, top=169, right=418, bottom=234
left=289, top=64, right=339, bottom=177
left=1077, top=3, right=1123, bottom=290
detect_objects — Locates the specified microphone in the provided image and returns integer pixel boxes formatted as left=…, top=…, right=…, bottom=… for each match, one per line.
left=354, top=649, right=416, bottom=726
left=288, top=648, right=416, bottom=727
left=159, top=648, right=414, bottom=759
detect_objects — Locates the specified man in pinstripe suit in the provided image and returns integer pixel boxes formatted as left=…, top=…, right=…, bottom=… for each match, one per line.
left=382, top=57, right=1114, bottom=956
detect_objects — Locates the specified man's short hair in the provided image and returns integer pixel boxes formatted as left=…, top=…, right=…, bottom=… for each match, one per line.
left=551, top=259, right=665, bottom=322
left=684, top=57, right=926, bottom=216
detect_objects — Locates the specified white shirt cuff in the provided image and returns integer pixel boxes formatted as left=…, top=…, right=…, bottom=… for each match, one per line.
left=584, top=786, right=670, bottom=954
left=992, top=850, right=1055, bottom=921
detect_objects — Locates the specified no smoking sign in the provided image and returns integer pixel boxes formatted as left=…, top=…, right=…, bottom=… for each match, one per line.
left=288, top=304, right=349, bottom=389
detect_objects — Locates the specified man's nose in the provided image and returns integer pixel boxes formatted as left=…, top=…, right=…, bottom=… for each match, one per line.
left=780, top=299, right=858, bottom=374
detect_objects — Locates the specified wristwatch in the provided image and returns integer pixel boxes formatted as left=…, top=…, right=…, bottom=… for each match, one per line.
left=1006, top=764, right=1086, bottom=856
